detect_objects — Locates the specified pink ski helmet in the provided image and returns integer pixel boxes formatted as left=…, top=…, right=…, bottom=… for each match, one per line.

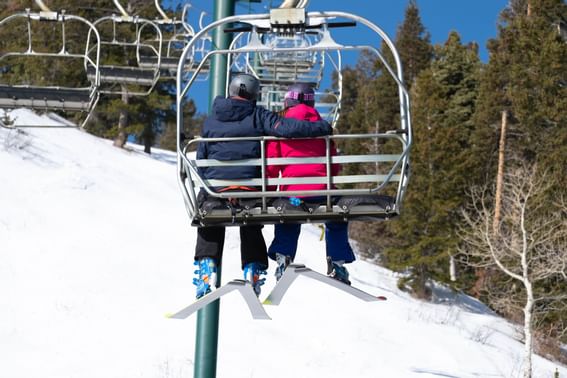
left=284, top=82, right=315, bottom=108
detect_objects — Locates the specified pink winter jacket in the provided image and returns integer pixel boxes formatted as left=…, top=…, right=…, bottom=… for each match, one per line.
left=266, top=103, right=340, bottom=193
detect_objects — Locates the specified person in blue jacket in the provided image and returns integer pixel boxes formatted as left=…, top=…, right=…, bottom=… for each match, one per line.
left=193, top=73, right=333, bottom=298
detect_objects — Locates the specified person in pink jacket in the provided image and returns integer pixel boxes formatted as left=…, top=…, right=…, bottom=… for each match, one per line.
left=266, top=83, right=355, bottom=285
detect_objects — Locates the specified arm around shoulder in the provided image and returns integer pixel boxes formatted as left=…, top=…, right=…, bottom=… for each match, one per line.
left=256, top=107, right=332, bottom=138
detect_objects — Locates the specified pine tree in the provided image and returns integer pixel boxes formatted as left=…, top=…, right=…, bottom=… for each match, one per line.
left=159, top=98, right=205, bottom=152
left=469, top=0, right=567, bottom=351
left=471, top=0, right=567, bottom=189
left=384, top=32, right=481, bottom=298
left=0, top=1, right=205, bottom=153
left=397, top=0, right=434, bottom=86
left=338, top=0, right=432, bottom=167
left=346, top=0, right=433, bottom=259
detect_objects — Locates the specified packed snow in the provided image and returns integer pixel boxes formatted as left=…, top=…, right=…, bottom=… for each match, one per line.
left=1, top=110, right=565, bottom=378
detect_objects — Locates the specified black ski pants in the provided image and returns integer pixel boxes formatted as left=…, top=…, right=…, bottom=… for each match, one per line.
left=194, top=225, right=268, bottom=270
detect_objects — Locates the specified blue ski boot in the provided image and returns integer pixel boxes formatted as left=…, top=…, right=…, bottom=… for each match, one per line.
left=193, top=257, right=217, bottom=299
left=243, top=262, right=267, bottom=297
left=275, top=253, right=292, bottom=282
left=326, top=257, right=351, bottom=285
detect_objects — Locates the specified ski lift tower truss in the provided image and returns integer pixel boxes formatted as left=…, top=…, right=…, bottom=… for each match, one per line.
left=176, top=8, right=412, bottom=227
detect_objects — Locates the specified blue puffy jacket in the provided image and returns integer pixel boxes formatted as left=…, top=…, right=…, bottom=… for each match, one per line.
left=197, top=96, right=332, bottom=187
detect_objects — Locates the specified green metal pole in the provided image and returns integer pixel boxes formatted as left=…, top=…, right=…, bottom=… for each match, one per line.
left=208, top=0, right=236, bottom=111
left=194, top=1, right=235, bottom=378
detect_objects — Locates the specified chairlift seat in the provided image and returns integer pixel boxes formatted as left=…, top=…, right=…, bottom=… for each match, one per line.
left=139, top=56, right=181, bottom=70
left=192, top=194, right=396, bottom=227
left=186, top=59, right=210, bottom=73
left=256, top=65, right=317, bottom=75
left=87, top=66, right=156, bottom=85
left=138, top=56, right=210, bottom=73
left=259, top=77, right=319, bottom=87
left=0, top=85, right=92, bottom=111
left=260, top=59, right=317, bottom=70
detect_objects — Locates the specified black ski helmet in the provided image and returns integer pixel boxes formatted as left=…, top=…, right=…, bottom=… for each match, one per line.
left=284, top=82, right=315, bottom=108
left=228, top=73, right=260, bottom=101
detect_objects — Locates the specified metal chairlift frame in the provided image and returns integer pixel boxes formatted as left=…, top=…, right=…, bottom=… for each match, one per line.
left=139, top=0, right=197, bottom=79
left=228, top=29, right=343, bottom=127
left=258, top=32, right=321, bottom=71
left=251, top=35, right=342, bottom=126
left=176, top=10, right=411, bottom=227
left=0, top=9, right=101, bottom=129
left=234, top=30, right=327, bottom=89
left=189, top=10, right=213, bottom=81
left=86, top=12, right=162, bottom=96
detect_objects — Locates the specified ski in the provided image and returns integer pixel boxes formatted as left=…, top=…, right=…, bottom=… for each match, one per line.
left=263, top=263, right=387, bottom=305
left=167, top=279, right=271, bottom=320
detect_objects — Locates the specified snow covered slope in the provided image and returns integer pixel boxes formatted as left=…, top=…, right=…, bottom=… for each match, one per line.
left=0, top=111, right=565, bottom=378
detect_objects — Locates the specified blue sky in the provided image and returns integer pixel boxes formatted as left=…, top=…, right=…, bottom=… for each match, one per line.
left=171, top=0, right=509, bottom=112
left=176, top=0, right=509, bottom=62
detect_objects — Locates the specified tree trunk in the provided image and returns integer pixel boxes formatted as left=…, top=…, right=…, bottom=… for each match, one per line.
left=113, top=86, right=129, bottom=148
left=449, top=254, right=457, bottom=282
left=523, top=280, right=534, bottom=378
left=521, top=192, right=533, bottom=378
left=494, top=110, right=508, bottom=233
left=144, top=129, right=152, bottom=154
left=472, top=111, right=508, bottom=298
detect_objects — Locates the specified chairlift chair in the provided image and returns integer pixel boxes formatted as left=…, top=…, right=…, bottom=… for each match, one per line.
left=256, top=33, right=324, bottom=87
left=137, top=1, right=198, bottom=80
left=86, top=10, right=162, bottom=96
left=176, top=8, right=412, bottom=227
left=254, top=33, right=344, bottom=127
left=0, top=9, right=101, bottom=128
left=229, top=30, right=325, bottom=89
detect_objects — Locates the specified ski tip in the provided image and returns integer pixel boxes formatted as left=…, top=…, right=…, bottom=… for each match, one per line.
left=376, top=295, right=387, bottom=301
left=164, top=312, right=174, bottom=318
left=262, top=298, right=273, bottom=305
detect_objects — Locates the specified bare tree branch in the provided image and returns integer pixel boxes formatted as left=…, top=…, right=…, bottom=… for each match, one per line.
left=459, top=163, right=567, bottom=377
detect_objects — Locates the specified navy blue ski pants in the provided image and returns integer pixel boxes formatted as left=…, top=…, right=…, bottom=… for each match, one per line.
left=267, top=222, right=355, bottom=263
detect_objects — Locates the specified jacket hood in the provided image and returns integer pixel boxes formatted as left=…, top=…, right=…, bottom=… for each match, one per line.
left=212, top=96, right=255, bottom=122
left=285, top=103, right=321, bottom=122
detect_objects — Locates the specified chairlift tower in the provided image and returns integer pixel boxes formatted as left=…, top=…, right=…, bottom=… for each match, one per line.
left=192, top=3, right=236, bottom=378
